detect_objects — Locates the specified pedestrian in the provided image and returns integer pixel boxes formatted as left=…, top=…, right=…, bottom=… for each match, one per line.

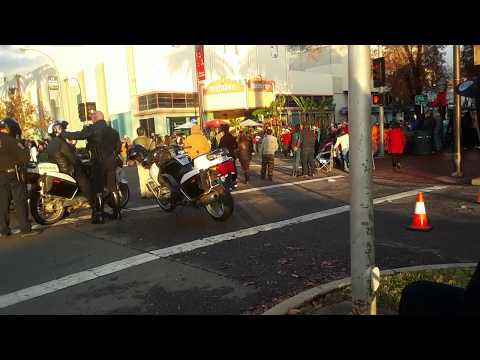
left=291, top=124, right=302, bottom=177
left=29, top=140, right=38, bottom=163
left=300, top=125, right=316, bottom=177
left=0, top=118, right=38, bottom=237
left=314, top=126, right=321, bottom=157
left=184, top=125, right=210, bottom=159
left=383, top=123, right=391, bottom=154
left=334, top=127, right=350, bottom=171
left=281, top=129, right=292, bottom=158
left=387, top=122, right=406, bottom=169
left=433, top=109, right=444, bottom=152
left=259, top=128, right=278, bottom=181
left=132, top=127, right=156, bottom=199
left=237, top=131, right=253, bottom=184
left=37, top=141, right=49, bottom=163
left=371, top=122, right=380, bottom=156
left=64, top=111, right=123, bottom=223
left=219, top=124, right=238, bottom=162
left=120, top=137, right=129, bottom=167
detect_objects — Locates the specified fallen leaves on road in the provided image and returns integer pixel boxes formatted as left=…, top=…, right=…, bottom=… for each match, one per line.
left=291, top=273, right=300, bottom=278
left=286, top=246, right=305, bottom=251
left=243, top=281, right=256, bottom=286
left=263, top=243, right=272, bottom=247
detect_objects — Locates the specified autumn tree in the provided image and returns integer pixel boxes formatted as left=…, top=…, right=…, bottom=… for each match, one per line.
left=461, top=45, right=480, bottom=79
left=1, top=89, right=50, bottom=139
left=382, top=45, right=448, bottom=106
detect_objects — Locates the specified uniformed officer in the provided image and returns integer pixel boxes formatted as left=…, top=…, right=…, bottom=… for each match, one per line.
left=0, top=118, right=38, bottom=237
left=63, top=111, right=122, bottom=224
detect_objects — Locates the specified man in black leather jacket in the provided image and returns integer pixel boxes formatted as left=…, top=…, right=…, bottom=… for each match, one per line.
left=64, top=111, right=122, bottom=224
left=47, top=121, right=92, bottom=204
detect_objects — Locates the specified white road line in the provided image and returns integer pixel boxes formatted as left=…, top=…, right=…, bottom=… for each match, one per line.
left=32, top=175, right=345, bottom=228
left=233, top=176, right=344, bottom=194
left=0, top=185, right=447, bottom=309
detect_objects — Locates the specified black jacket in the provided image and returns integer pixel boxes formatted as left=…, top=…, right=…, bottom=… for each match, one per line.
left=300, top=129, right=315, bottom=151
left=219, top=132, right=238, bottom=157
left=64, top=120, right=121, bottom=161
left=0, top=133, right=30, bottom=172
left=47, top=136, right=77, bottom=176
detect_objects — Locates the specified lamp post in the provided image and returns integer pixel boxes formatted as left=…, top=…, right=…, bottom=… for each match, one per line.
left=19, top=47, right=65, bottom=120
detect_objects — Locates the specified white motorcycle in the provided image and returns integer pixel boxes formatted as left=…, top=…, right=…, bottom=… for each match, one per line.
left=129, top=144, right=237, bottom=221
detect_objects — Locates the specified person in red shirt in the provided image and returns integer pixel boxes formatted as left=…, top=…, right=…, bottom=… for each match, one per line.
left=387, top=122, right=406, bottom=169
left=281, top=129, right=292, bottom=158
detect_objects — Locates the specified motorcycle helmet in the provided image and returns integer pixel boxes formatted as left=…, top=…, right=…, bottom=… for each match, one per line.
left=128, top=144, right=148, bottom=162
left=0, top=117, right=22, bottom=139
left=48, top=121, right=64, bottom=137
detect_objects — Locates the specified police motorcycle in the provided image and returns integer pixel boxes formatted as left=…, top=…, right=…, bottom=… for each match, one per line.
left=129, top=143, right=237, bottom=221
left=27, top=126, right=130, bottom=225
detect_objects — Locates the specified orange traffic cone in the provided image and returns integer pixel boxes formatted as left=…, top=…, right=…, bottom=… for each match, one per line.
left=408, top=192, right=432, bottom=231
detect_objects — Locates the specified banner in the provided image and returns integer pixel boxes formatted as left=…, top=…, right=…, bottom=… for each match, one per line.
left=195, top=45, right=206, bottom=81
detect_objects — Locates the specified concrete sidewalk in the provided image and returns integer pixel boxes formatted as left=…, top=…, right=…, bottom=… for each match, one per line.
left=373, top=149, right=480, bottom=185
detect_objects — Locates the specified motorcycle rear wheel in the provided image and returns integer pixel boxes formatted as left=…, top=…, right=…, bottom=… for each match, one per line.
left=205, top=192, right=234, bottom=221
left=30, top=192, right=66, bottom=225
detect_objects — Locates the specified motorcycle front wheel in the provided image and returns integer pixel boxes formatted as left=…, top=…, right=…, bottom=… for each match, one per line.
left=30, top=192, right=66, bottom=225
left=205, top=192, right=234, bottom=221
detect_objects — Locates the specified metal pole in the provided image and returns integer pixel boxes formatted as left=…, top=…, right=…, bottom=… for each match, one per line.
left=453, top=45, right=463, bottom=177
left=378, top=86, right=385, bottom=157
left=348, top=45, right=376, bottom=315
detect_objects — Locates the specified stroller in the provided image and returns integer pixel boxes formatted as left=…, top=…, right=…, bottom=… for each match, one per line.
left=315, top=141, right=335, bottom=175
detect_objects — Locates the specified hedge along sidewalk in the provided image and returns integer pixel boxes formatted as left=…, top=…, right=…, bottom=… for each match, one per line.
left=262, top=263, right=477, bottom=315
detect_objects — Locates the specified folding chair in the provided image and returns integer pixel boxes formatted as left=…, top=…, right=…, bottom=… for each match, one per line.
left=315, top=146, right=334, bottom=175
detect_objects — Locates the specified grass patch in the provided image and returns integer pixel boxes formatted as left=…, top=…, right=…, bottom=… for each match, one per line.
left=295, top=266, right=475, bottom=315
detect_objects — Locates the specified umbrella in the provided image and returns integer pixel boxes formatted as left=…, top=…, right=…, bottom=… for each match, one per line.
left=240, top=119, right=262, bottom=127
left=175, top=122, right=194, bottom=130
left=204, top=119, right=229, bottom=129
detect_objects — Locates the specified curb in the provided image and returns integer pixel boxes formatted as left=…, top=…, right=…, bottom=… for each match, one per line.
left=262, top=262, right=477, bottom=315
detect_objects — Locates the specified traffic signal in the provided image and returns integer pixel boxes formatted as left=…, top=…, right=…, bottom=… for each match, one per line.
left=78, top=102, right=97, bottom=122
left=372, top=57, right=386, bottom=88
left=372, top=93, right=383, bottom=106
left=78, top=103, right=86, bottom=121
left=86, top=102, right=96, bottom=120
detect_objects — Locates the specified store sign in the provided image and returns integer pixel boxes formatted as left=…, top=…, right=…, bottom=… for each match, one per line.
left=205, top=79, right=245, bottom=94
left=195, top=45, right=206, bottom=81
left=48, top=76, right=59, bottom=91
left=248, top=79, right=274, bottom=92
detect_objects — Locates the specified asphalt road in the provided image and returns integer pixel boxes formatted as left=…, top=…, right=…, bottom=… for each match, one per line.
left=1, top=157, right=479, bottom=314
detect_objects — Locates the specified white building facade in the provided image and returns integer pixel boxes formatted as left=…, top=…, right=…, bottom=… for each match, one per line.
left=0, top=45, right=350, bottom=140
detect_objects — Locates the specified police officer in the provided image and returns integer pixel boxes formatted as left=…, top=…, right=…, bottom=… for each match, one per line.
left=0, top=118, right=37, bottom=237
left=47, top=121, right=92, bottom=204
left=63, top=111, right=122, bottom=224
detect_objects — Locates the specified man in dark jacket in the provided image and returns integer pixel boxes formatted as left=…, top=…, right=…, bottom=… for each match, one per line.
left=64, top=111, right=121, bottom=224
left=219, top=124, right=238, bottom=170
left=300, top=125, right=316, bottom=177
left=47, top=121, right=92, bottom=204
left=0, top=118, right=37, bottom=237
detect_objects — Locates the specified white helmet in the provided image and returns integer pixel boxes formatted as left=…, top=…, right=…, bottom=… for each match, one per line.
left=48, top=121, right=64, bottom=137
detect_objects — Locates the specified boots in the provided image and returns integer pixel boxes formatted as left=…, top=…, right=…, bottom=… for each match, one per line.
left=91, top=193, right=105, bottom=225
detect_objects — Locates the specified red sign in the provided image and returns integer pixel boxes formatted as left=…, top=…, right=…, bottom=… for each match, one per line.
left=195, top=45, right=206, bottom=81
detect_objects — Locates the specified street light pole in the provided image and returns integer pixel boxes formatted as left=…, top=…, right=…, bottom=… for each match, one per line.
left=453, top=45, right=463, bottom=177
left=378, top=47, right=385, bottom=157
left=348, top=45, right=377, bottom=315
left=20, top=47, right=65, bottom=121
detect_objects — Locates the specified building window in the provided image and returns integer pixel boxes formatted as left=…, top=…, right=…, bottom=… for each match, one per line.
left=138, top=92, right=198, bottom=111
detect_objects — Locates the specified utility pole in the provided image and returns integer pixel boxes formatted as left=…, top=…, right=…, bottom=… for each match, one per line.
left=378, top=46, right=385, bottom=157
left=453, top=45, right=463, bottom=177
left=348, top=45, right=377, bottom=315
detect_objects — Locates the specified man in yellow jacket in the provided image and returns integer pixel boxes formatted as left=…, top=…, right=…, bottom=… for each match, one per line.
left=184, top=125, right=211, bottom=159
